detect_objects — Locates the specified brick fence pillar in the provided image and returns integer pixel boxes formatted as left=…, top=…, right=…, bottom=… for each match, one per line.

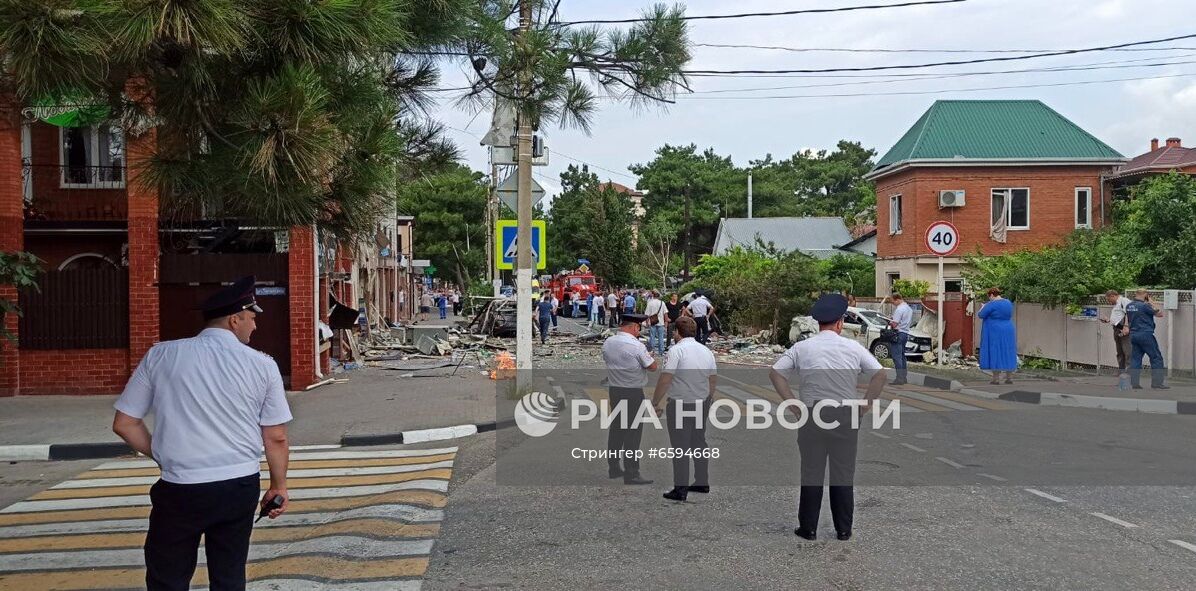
left=288, top=226, right=317, bottom=389
left=0, top=99, right=23, bottom=396
left=125, top=123, right=159, bottom=371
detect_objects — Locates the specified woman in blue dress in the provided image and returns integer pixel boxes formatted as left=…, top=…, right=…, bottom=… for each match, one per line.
left=977, top=288, right=1018, bottom=384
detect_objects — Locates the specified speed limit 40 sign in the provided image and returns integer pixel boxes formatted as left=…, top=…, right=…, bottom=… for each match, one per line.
left=925, top=221, right=960, bottom=256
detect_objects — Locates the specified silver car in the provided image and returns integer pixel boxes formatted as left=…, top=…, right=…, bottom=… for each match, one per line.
left=789, top=306, right=935, bottom=360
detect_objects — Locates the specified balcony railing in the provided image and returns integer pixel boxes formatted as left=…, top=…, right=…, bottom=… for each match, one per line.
left=23, top=163, right=129, bottom=221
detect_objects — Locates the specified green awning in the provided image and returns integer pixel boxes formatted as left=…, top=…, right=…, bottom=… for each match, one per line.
left=29, top=93, right=110, bottom=127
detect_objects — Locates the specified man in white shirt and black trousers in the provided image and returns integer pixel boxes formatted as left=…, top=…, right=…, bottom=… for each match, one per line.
left=769, top=293, right=886, bottom=541
left=112, top=276, right=292, bottom=590
left=601, top=312, right=657, bottom=485
left=650, top=315, right=718, bottom=501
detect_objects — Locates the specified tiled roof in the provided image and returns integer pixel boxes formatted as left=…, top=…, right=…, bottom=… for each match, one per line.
left=598, top=182, right=643, bottom=196
left=872, top=100, right=1123, bottom=176
left=1112, top=145, right=1196, bottom=178
left=713, top=217, right=853, bottom=259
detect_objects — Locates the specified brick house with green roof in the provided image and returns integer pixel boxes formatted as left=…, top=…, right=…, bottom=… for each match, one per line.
left=864, top=100, right=1125, bottom=294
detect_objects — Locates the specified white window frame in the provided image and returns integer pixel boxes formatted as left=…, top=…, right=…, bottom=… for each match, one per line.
left=991, top=188, right=1030, bottom=231
left=889, top=194, right=903, bottom=235
left=58, top=125, right=126, bottom=189
left=1074, top=187, right=1092, bottom=229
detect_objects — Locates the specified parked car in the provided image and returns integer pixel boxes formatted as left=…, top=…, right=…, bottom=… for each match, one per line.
left=789, top=306, right=935, bottom=360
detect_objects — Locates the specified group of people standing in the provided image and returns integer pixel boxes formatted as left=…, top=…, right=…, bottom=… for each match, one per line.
left=582, top=289, right=717, bottom=351
left=416, top=288, right=462, bottom=322
left=601, top=293, right=884, bottom=540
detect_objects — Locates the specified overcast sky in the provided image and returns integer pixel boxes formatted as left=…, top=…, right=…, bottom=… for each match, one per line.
left=429, top=0, right=1196, bottom=200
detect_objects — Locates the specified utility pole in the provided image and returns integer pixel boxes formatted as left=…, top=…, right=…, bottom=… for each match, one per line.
left=515, top=0, right=534, bottom=391
left=486, top=149, right=497, bottom=287
left=747, top=170, right=753, bottom=219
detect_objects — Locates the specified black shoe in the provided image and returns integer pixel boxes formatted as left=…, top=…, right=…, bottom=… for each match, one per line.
left=688, top=485, right=710, bottom=494
left=794, top=528, right=817, bottom=540
left=890, top=380, right=907, bottom=386
left=608, top=468, right=624, bottom=479
left=836, top=531, right=852, bottom=541
left=1152, top=385, right=1171, bottom=390
left=663, top=487, right=688, bottom=501
left=1132, top=385, right=1144, bottom=390
left=624, top=475, right=653, bottom=485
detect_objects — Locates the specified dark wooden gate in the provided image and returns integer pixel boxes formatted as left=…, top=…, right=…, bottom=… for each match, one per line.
left=158, top=254, right=291, bottom=376
left=19, top=268, right=129, bottom=349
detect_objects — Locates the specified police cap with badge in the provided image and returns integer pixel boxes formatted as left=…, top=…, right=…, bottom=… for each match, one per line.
left=621, top=313, right=649, bottom=325
left=200, top=276, right=263, bottom=321
left=810, top=293, right=849, bottom=323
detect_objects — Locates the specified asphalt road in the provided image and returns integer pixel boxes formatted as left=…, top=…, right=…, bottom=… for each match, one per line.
left=424, top=386, right=1196, bottom=590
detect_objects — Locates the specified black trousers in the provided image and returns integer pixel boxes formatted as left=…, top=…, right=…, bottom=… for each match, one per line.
left=797, top=406, right=859, bottom=534
left=666, top=399, right=710, bottom=488
left=607, top=387, right=646, bottom=476
left=145, top=473, right=260, bottom=591
left=694, top=316, right=710, bottom=344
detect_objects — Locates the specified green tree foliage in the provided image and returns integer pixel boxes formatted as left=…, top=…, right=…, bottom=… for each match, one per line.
left=890, top=279, right=931, bottom=300
left=397, top=163, right=489, bottom=289
left=1115, top=172, right=1196, bottom=288
left=637, top=214, right=681, bottom=290
left=0, top=0, right=469, bottom=241
left=0, top=252, right=42, bottom=342
left=746, top=141, right=878, bottom=225
left=685, top=243, right=821, bottom=342
left=544, top=165, right=636, bottom=285
left=818, top=254, right=876, bottom=298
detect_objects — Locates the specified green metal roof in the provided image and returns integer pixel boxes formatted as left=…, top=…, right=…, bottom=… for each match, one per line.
left=872, top=100, right=1123, bottom=174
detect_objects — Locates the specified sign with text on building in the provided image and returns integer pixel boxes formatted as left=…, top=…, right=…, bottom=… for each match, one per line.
left=495, top=220, right=547, bottom=271
left=925, top=221, right=960, bottom=257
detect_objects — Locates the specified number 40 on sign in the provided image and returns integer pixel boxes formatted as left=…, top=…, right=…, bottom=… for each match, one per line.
left=925, top=221, right=959, bottom=257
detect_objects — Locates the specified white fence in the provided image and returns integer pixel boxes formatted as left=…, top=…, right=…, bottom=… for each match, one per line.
left=979, top=296, right=1196, bottom=374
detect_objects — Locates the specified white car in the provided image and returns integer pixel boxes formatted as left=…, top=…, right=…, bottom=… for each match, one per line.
left=789, top=306, right=935, bottom=360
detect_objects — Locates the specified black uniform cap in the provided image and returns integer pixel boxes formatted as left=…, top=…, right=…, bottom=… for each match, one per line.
left=810, top=293, right=849, bottom=323
left=620, top=313, right=649, bottom=325
left=201, top=276, right=263, bottom=321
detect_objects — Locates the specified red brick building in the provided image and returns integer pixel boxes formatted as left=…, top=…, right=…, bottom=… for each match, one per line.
left=866, top=100, right=1126, bottom=294
left=0, top=96, right=346, bottom=395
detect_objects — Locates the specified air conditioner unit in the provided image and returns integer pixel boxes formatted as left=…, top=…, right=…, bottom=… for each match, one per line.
left=939, top=190, right=966, bottom=208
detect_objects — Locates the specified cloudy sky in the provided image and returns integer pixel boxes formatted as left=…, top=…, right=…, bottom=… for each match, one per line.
left=429, top=0, right=1196, bottom=200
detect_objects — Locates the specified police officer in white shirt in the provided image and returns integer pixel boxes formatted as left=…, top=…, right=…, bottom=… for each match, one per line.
left=686, top=293, right=715, bottom=345
left=601, top=312, right=657, bottom=485
left=888, top=293, right=914, bottom=385
left=112, top=276, right=292, bottom=590
left=769, top=294, right=886, bottom=541
left=650, top=316, right=718, bottom=501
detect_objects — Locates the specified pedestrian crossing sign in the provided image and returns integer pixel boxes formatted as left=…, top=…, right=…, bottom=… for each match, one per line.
left=495, top=219, right=546, bottom=270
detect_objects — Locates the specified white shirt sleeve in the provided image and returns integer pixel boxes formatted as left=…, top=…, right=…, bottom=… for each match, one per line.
left=114, top=350, right=156, bottom=419
left=771, top=345, right=798, bottom=377
left=259, top=363, right=293, bottom=426
left=857, top=342, right=884, bottom=373
left=663, top=347, right=681, bottom=374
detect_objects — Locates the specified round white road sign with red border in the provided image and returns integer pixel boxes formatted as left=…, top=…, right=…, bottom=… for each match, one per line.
left=925, top=221, right=960, bottom=256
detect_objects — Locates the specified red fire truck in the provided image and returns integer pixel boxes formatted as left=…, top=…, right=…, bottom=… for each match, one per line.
left=546, top=266, right=602, bottom=317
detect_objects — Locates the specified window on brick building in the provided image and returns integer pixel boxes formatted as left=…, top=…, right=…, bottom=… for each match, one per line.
left=889, top=194, right=903, bottom=235
left=60, top=124, right=125, bottom=188
left=1075, top=187, right=1092, bottom=229
left=991, top=188, right=1029, bottom=230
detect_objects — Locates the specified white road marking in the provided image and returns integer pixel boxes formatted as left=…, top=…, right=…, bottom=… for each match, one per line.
left=402, top=425, right=476, bottom=444
left=977, top=473, right=1007, bottom=482
left=1090, top=512, right=1139, bottom=528
left=290, top=444, right=344, bottom=451
left=900, top=443, right=927, bottom=453
left=1, top=480, right=449, bottom=514
left=0, top=503, right=446, bottom=538
left=1168, top=539, right=1196, bottom=554
left=203, top=581, right=422, bottom=591
left=52, top=461, right=456, bottom=489
left=867, top=431, right=892, bottom=439
left=0, top=537, right=435, bottom=572
left=90, top=447, right=459, bottom=470
left=934, top=456, right=964, bottom=469
left=1024, top=488, right=1067, bottom=503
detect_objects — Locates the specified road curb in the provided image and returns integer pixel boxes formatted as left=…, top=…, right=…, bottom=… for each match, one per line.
left=0, top=442, right=135, bottom=462
left=905, top=370, right=1194, bottom=415
left=339, top=419, right=515, bottom=448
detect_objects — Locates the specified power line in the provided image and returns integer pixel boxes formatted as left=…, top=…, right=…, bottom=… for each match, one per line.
left=664, top=71, right=1196, bottom=100
left=555, top=0, right=967, bottom=26
left=688, top=55, right=1196, bottom=93
left=694, top=43, right=1196, bottom=55
left=442, top=125, right=638, bottom=183
left=684, top=32, right=1196, bottom=74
